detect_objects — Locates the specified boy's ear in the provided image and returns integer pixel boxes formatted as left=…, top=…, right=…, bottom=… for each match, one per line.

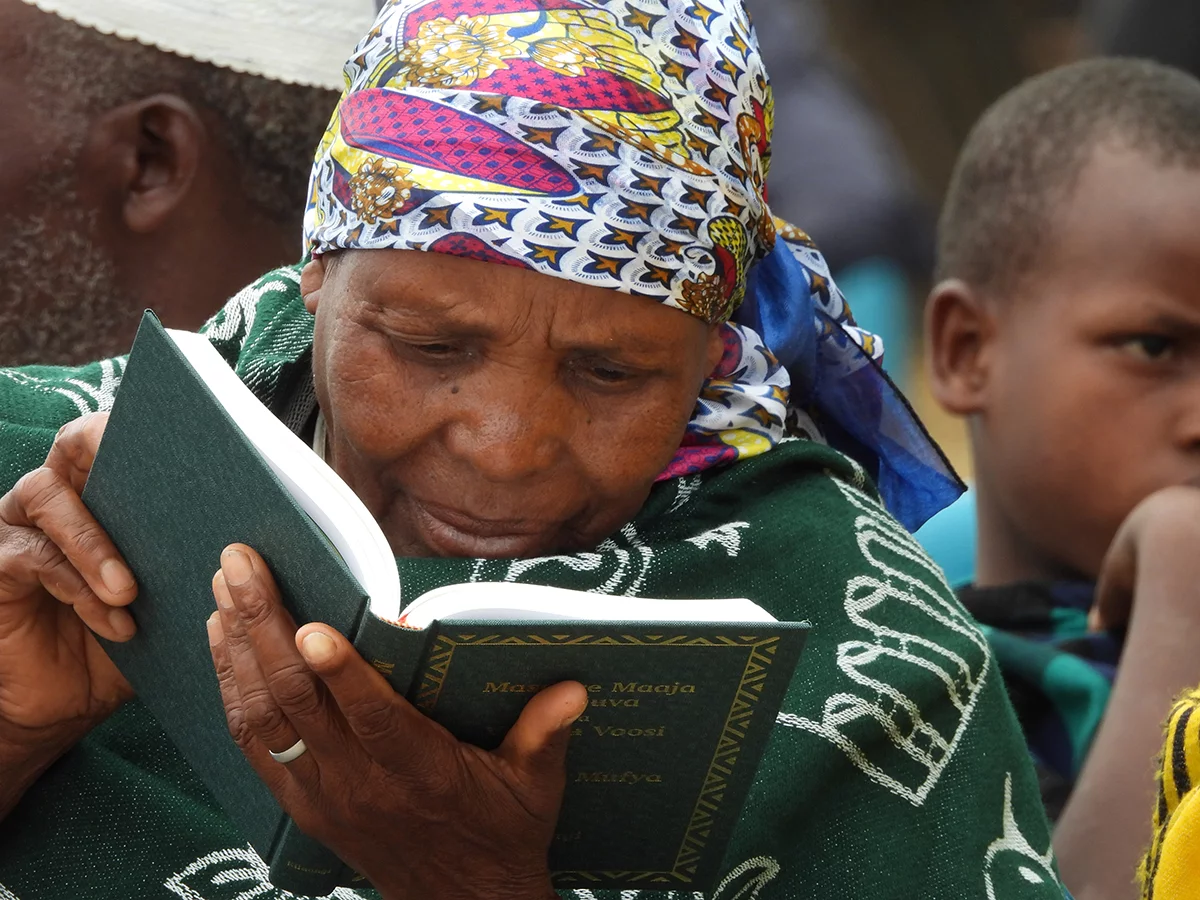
left=925, top=279, right=995, bottom=416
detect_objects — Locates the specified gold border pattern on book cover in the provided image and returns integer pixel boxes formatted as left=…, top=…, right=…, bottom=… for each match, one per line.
left=413, top=632, right=782, bottom=885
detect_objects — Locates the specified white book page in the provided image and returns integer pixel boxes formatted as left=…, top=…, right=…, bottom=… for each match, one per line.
left=167, top=330, right=402, bottom=620
left=398, top=581, right=775, bottom=628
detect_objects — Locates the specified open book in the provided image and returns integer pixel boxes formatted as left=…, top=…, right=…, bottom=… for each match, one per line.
left=82, top=313, right=808, bottom=897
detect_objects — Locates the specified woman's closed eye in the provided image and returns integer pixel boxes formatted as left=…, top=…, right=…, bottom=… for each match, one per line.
left=568, top=357, right=647, bottom=389
left=392, top=338, right=472, bottom=365
left=589, top=364, right=634, bottom=383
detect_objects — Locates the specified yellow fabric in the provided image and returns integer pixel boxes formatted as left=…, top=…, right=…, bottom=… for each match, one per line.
left=1141, top=687, right=1200, bottom=898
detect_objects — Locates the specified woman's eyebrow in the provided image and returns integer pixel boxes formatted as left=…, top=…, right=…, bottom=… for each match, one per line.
left=557, top=335, right=676, bottom=359
left=361, top=297, right=498, bottom=332
left=363, top=298, right=678, bottom=355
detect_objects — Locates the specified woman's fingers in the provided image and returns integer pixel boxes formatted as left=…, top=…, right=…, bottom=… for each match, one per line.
left=0, top=466, right=136, bottom=641
left=43, top=413, right=110, bottom=495
left=0, top=413, right=134, bottom=642
left=212, top=567, right=310, bottom=774
left=296, top=622, right=422, bottom=758
left=207, top=610, right=297, bottom=799
left=215, top=546, right=358, bottom=766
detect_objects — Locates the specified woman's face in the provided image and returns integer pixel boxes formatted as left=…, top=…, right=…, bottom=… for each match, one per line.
left=304, top=250, right=724, bottom=559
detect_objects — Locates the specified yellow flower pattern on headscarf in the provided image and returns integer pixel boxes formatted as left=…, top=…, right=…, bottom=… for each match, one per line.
left=397, top=15, right=523, bottom=86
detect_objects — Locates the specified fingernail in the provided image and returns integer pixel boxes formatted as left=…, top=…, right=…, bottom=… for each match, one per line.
left=213, top=573, right=234, bottom=611
left=100, top=559, right=133, bottom=595
left=300, top=630, right=336, bottom=666
left=222, top=548, right=252, bottom=587
left=562, top=707, right=585, bottom=728
left=108, top=607, right=135, bottom=639
left=206, top=612, right=223, bottom=646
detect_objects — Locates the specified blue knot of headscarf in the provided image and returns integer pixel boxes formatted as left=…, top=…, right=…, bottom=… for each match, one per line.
left=739, top=239, right=964, bottom=532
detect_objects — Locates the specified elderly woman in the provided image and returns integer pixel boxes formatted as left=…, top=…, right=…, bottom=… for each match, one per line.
left=0, top=0, right=1065, bottom=897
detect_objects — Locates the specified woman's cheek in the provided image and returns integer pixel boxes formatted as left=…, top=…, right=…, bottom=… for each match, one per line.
left=590, top=391, right=693, bottom=489
left=325, top=343, right=428, bottom=460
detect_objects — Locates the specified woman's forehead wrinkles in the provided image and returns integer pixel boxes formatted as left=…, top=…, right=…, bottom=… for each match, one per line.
left=346, top=255, right=680, bottom=346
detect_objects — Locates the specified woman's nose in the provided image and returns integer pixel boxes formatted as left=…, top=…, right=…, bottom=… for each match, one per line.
left=443, top=374, right=569, bottom=482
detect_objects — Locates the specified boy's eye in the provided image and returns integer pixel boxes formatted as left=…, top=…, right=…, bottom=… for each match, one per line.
left=1120, top=335, right=1175, bottom=361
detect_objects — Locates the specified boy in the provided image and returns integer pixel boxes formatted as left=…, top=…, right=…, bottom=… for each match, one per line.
left=926, top=57, right=1200, bottom=900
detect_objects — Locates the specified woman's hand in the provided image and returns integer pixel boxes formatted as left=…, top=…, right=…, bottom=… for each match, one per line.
left=208, top=543, right=587, bottom=900
left=0, top=413, right=136, bottom=815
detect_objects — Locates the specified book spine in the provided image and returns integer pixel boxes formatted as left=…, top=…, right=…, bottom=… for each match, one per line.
left=353, top=612, right=432, bottom=697
left=267, top=820, right=344, bottom=896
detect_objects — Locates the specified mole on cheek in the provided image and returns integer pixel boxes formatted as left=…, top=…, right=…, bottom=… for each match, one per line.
left=451, top=385, right=460, bottom=394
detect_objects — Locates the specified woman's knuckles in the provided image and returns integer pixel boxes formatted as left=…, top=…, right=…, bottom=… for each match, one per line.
left=12, top=468, right=71, bottom=522
left=224, top=705, right=252, bottom=748
left=227, top=579, right=280, bottom=629
left=1, top=529, right=70, bottom=592
left=241, top=686, right=296, bottom=741
left=341, top=694, right=405, bottom=742
left=265, top=662, right=324, bottom=715
left=8, top=474, right=112, bottom=578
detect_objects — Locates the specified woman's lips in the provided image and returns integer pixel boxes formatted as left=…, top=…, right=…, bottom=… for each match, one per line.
left=410, top=498, right=556, bottom=558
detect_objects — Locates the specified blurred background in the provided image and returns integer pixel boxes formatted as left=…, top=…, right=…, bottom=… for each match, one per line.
left=755, top=0, right=1198, bottom=480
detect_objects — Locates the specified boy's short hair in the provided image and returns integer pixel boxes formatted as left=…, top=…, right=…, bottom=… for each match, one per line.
left=936, top=58, right=1200, bottom=295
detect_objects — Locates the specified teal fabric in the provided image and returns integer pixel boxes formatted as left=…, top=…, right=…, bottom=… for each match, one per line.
left=916, top=488, right=977, bottom=589
left=960, top=581, right=1117, bottom=821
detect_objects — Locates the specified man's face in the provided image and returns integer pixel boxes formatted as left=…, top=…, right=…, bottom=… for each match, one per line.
left=0, top=0, right=127, bottom=367
left=307, top=249, right=721, bottom=560
left=975, top=145, right=1200, bottom=581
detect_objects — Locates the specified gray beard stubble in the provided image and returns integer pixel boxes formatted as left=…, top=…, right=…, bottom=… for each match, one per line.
left=0, top=169, right=133, bottom=368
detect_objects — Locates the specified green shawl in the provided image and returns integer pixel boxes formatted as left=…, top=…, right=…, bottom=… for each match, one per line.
left=0, top=266, right=1066, bottom=899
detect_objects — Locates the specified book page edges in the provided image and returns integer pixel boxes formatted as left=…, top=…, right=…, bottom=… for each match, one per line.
left=398, top=582, right=773, bottom=629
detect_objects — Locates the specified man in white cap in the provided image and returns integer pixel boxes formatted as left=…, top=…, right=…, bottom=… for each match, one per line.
left=0, top=0, right=376, bottom=366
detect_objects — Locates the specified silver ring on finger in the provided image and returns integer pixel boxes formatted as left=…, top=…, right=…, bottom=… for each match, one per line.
left=268, top=738, right=308, bottom=764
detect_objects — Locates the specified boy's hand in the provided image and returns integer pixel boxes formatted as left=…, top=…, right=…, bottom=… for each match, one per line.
left=0, top=413, right=135, bottom=816
left=1058, top=483, right=1200, bottom=899
left=1091, top=485, right=1200, bottom=631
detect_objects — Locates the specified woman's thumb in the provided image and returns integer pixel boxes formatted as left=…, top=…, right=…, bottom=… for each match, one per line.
left=497, top=681, right=588, bottom=788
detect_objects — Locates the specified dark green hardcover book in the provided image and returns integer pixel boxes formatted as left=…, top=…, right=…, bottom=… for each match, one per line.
left=81, top=313, right=383, bottom=896
left=357, top=615, right=807, bottom=890
left=82, top=313, right=808, bottom=896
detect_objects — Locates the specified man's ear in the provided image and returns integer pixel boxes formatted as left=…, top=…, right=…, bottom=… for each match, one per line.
left=300, top=257, right=328, bottom=315
left=85, top=95, right=205, bottom=234
left=924, top=278, right=996, bottom=417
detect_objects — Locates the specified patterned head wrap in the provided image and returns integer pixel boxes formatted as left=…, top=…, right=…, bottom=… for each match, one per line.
left=304, top=0, right=962, bottom=529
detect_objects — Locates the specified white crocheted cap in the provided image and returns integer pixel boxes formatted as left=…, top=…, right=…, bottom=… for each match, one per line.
left=20, top=0, right=379, bottom=90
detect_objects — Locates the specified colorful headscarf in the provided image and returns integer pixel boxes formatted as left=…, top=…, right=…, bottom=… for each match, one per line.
left=303, top=0, right=962, bottom=530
